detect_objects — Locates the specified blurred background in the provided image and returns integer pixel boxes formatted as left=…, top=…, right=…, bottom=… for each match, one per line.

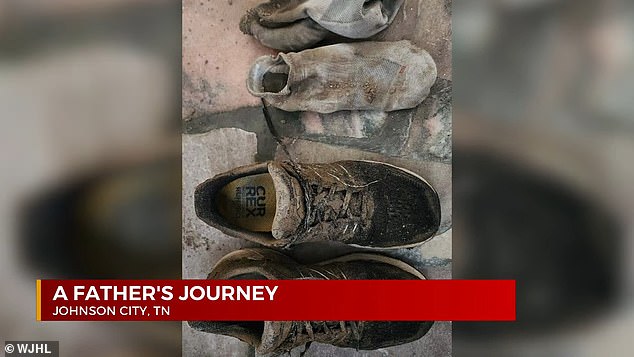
left=0, top=0, right=182, bottom=355
left=452, top=0, right=633, bottom=356
left=0, top=0, right=633, bottom=356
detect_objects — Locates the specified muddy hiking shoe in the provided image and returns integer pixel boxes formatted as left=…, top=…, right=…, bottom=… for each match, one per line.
left=194, top=160, right=440, bottom=249
left=240, top=0, right=405, bottom=51
left=247, top=40, right=437, bottom=113
left=189, top=248, right=433, bottom=354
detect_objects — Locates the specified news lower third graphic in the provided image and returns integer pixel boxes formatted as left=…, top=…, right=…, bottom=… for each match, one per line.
left=36, top=279, right=516, bottom=321
left=4, top=341, right=59, bottom=357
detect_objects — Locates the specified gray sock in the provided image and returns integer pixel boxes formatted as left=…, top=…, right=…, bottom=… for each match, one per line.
left=241, top=13, right=330, bottom=52
left=241, top=0, right=404, bottom=51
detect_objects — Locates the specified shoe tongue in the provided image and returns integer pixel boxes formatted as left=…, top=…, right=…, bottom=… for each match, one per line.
left=269, top=162, right=305, bottom=242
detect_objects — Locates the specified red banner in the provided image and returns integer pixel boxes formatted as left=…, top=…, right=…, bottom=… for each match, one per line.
left=37, top=280, right=515, bottom=321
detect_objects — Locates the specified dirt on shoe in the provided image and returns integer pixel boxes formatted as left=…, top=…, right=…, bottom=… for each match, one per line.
left=194, top=160, right=440, bottom=249
left=188, top=248, right=433, bottom=354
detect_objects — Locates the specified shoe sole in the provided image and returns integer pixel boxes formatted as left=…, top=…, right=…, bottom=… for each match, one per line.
left=212, top=248, right=426, bottom=280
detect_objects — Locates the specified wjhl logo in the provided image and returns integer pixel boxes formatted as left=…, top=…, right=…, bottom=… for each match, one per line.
left=4, top=341, right=59, bottom=357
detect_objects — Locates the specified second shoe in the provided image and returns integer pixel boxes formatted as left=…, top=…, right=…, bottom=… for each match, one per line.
left=189, top=248, right=433, bottom=354
left=195, top=160, right=441, bottom=248
left=246, top=40, right=437, bottom=113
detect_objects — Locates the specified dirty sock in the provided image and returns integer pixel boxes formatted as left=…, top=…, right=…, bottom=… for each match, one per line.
left=241, top=0, right=405, bottom=51
left=243, top=15, right=330, bottom=52
left=248, top=41, right=437, bottom=113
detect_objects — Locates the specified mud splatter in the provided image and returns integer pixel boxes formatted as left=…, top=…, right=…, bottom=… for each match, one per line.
left=363, top=80, right=377, bottom=103
left=182, top=72, right=225, bottom=120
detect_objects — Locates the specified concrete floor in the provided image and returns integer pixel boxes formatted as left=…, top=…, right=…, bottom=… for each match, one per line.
left=182, top=1, right=452, bottom=356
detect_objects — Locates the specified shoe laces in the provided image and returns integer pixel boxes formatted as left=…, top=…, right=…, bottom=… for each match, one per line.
left=288, top=269, right=363, bottom=353
left=305, top=181, right=364, bottom=229
left=262, top=100, right=372, bottom=239
left=292, top=321, right=363, bottom=350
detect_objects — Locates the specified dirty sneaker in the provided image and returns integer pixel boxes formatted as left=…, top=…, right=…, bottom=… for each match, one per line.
left=194, top=160, right=440, bottom=248
left=189, top=248, right=433, bottom=354
left=240, top=0, right=404, bottom=51
left=246, top=40, right=437, bottom=113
